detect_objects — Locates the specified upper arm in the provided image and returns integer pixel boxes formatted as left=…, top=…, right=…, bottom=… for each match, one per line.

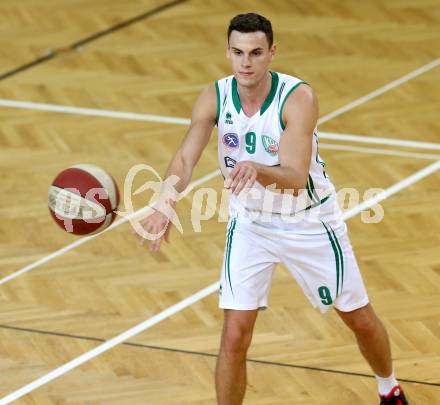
left=177, top=83, right=217, bottom=167
left=279, top=84, right=319, bottom=187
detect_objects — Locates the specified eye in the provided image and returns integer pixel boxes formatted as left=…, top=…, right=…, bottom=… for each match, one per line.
left=253, top=50, right=262, bottom=56
left=233, top=50, right=242, bottom=55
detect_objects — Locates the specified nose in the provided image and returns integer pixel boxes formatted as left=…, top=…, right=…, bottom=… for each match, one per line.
left=242, top=53, right=251, bottom=68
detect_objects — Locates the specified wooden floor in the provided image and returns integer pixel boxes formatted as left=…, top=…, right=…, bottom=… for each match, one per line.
left=0, top=0, right=439, bottom=403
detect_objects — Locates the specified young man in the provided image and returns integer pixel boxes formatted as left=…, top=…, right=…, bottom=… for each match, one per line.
left=139, top=13, right=409, bottom=405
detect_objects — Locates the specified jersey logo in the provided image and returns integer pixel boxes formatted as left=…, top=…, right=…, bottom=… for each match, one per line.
left=262, top=135, right=279, bottom=156
left=225, top=112, right=233, bottom=125
left=223, top=133, right=239, bottom=149
left=224, top=156, right=236, bottom=168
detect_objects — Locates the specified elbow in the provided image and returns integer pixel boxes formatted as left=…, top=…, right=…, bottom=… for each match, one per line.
left=278, top=182, right=307, bottom=196
left=282, top=170, right=308, bottom=196
left=292, top=187, right=306, bottom=197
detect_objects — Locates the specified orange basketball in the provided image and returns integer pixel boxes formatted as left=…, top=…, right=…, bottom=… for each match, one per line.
left=48, top=164, right=119, bottom=235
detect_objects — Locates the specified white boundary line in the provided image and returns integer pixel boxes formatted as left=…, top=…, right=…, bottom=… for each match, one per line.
left=319, top=143, right=440, bottom=160
left=1, top=56, right=439, bottom=402
left=1, top=141, right=437, bottom=286
left=317, top=57, right=440, bottom=124
left=1, top=159, right=439, bottom=404
left=0, top=99, right=438, bottom=151
left=319, top=131, right=440, bottom=151
left=0, top=99, right=191, bottom=126
left=0, top=169, right=221, bottom=286
left=0, top=57, right=439, bottom=151
left=0, top=56, right=436, bottom=286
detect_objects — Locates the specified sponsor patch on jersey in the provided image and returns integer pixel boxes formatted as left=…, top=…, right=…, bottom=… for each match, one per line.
left=262, top=135, right=279, bottom=156
left=224, top=156, right=237, bottom=168
left=222, top=133, right=239, bottom=149
left=225, top=112, right=233, bottom=125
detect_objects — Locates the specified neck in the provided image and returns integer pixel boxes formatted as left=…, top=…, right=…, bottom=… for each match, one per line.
left=237, top=71, right=272, bottom=115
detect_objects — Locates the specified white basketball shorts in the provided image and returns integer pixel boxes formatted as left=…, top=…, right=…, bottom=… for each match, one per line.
left=219, top=217, right=369, bottom=313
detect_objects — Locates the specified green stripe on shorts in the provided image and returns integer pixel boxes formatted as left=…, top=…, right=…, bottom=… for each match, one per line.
left=330, top=226, right=344, bottom=294
left=322, top=222, right=342, bottom=297
left=225, top=218, right=237, bottom=296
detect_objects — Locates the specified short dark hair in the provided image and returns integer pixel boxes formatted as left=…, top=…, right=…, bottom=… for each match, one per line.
left=228, top=13, right=273, bottom=47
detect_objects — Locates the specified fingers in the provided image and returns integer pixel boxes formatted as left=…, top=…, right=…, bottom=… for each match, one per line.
left=232, top=177, right=248, bottom=195
left=149, top=236, right=163, bottom=252
left=164, top=224, right=172, bottom=243
left=228, top=166, right=243, bottom=191
left=135, top=210, right=170, bottom=252
left=228, top=166, right=257, bottom=195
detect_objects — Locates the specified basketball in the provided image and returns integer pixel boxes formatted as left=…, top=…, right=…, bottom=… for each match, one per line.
left=48, top=164, right=119, bottom=235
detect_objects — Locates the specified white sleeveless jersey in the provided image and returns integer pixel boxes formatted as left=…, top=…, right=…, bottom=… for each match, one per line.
left=215, top=71, right=344, bottom=234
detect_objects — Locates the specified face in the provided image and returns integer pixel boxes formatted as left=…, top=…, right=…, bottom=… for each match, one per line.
left=227, top=30, right=276, bottom=88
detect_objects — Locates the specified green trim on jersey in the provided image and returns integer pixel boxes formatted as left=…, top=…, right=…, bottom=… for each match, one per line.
left=215, top=80, right=220, bottom=126
left=260, top=72, right=279, bottom=115
left=307, top=175, right=320, bottom=204
left=231, top=77, right=241, bottom=113
left=231, top=71, right=280, bottom=116
left=302, top=194, right=331, bottom=212
left=279, top=81, right=306, bottom=130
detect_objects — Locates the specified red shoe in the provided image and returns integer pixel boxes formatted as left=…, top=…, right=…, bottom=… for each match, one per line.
left=379, top=385, right=409, bottom=404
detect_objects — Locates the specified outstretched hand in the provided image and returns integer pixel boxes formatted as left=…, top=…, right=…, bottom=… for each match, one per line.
left=136, top=201, right=175, bottom=252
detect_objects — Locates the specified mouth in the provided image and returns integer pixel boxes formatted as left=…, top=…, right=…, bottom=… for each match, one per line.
left=239, top=72, right=254, bottom=77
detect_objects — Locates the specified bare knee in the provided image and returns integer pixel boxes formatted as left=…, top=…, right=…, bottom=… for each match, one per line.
left=337, top=304, right=380, bottom=336
left=222, top=327, right=252, bottom=358
left=220, top=310, right=257, bottom=360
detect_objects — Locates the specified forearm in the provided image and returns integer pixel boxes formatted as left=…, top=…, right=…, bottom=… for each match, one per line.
left=256, top=164, right=307, bottom=195
left=160, top=152, right=194, bottom=203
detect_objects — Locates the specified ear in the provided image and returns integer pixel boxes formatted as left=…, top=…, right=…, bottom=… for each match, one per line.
left=226, top=40, right=231, bottom=59
left=269, top=44, right=276, bottom=61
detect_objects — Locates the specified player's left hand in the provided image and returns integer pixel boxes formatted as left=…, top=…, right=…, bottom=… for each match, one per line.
left=226, top=161, right=259, bottom=196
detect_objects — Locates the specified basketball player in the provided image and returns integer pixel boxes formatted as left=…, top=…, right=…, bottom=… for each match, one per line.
left=139, top=13, right=409, bottom=405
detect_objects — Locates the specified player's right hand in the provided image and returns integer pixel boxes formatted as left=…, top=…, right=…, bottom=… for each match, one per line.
left=137, top=208, right=172, bottom=252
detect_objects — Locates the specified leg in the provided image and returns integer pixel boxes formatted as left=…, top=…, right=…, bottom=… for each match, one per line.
left=336, top=303, right=392, bottom=377
left=215, top=309, right=258, bottom=405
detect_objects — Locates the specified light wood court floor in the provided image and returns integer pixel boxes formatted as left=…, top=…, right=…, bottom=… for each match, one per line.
left=0, top=0, right=439, bottom=403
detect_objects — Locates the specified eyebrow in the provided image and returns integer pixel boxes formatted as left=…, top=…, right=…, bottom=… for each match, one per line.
left=231, top=47, right=264, bottom=52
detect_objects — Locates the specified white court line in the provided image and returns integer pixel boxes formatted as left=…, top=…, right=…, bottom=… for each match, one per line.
left=1, top=58, right=439, bottom=285
left=1, top=57, right=439, bottom=402
left=0, top=169, right=221, bottom=286
left=318, top=57, right=440, bottom=124
left=2, top=95, right=439, bottom=151
left=1, top=159, right=439, bottom=404
left=0, top=57, right=439, bottom=151
left=319, top=131, right=440, bottom=151
left=0, top=103, right=438, bottom=151
left=0, top=99, right=191, bottom=126
left=319, top=143, right=440, bottom=160
left=1, top=140, right=436, bottom=286
left=2, top=141, right=437, bottom=287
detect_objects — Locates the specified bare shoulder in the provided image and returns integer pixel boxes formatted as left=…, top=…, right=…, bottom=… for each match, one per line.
left=192, top=83, right=217, bottom=123
left=284, top=83, right=318, bottom=112
left=282, top=83, right=319, bottom=129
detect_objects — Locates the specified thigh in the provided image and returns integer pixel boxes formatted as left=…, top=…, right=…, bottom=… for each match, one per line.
left=280, top=223, right=369, bottom=313
left=219, top=218, right=279, bottom=311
